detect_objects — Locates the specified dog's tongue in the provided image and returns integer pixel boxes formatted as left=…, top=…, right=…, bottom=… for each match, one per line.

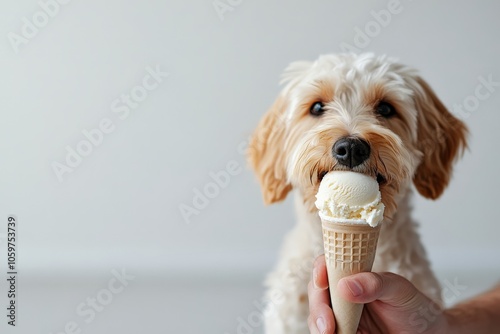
left=315, top=171, right=384, bottom=227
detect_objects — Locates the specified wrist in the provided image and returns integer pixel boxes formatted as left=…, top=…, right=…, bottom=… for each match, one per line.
left=437, top=307, right=482, bottom=334
left=432, top=309, right=458, bottom=334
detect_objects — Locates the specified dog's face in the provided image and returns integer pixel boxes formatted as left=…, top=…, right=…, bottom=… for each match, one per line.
left=248, top=54, right=467, bottom=217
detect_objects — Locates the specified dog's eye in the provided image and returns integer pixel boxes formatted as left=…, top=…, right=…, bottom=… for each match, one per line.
left=310, top=102, right=325, bottom=116
left=376, top=101, right=396, bottom=118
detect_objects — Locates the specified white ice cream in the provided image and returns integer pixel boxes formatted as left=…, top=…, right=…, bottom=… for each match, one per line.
left=315, top=171, right=385, bottom=227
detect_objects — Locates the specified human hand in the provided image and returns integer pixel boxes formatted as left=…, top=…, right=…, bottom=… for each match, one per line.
left=307, top=255, right=449, bottom=334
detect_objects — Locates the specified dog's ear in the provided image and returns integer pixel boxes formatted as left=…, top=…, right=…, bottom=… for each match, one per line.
left=412, top=77, right=468, bottom=199
left=248, top=96, right=292, bottom=204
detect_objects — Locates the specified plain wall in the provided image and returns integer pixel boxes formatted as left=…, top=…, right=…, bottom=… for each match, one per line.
left=0, top=0, right=499, bottom=333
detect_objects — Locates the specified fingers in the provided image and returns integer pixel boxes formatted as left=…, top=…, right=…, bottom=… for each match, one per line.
left=308, top=255, right=335, bottom=334
left=307, top=303, right=334, bottom=334
left=313, top=255, right=329, bottom=290
left=338, top=272, right=433, bottom=310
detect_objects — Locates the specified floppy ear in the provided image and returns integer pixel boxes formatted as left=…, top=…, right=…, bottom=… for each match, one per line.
left=248, top=96, right=292, bottom=204
left=412, top=77, right=468, bottom=199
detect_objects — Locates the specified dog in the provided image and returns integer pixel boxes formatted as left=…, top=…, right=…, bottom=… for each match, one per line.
left=247, top=53, right=467, bottom=333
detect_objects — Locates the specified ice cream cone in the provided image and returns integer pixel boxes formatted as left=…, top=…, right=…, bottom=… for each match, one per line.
left=321, top=215, right=381, bottom=334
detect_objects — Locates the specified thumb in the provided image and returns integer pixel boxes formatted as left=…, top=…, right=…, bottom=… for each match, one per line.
left=337, top=272, right=436, bottom=311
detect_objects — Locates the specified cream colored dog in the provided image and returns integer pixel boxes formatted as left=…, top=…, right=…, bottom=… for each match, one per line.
left=248, top=53, right=467, bottom=334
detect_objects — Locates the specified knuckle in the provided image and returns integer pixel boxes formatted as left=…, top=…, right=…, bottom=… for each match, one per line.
left=371, top=272, right=385, bottom=292
left=307, top=314, right=315, bottom=329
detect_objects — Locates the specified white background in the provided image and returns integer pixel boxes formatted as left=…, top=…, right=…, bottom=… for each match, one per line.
left=0, top=0, right=499, bottom=333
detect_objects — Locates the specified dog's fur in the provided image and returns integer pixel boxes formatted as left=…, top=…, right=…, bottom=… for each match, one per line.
left=248, top=53, right=467, bottom=333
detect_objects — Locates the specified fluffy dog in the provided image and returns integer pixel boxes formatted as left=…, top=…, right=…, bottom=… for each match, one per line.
left=248, top=53, right=467, bottom=333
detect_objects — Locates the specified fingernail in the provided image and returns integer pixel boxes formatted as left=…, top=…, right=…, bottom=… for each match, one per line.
left=316, top=317, right=326, bottom=333
left=313, top=267, right=319, bottom=289
left=346, top=279, right=363, bottom=297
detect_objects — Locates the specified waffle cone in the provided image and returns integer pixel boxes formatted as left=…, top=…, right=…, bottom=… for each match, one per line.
left=321, top=217, right=381, bottom=334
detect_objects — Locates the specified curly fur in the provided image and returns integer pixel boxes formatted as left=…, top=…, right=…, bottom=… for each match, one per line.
left=248, top=53, right=467, bottom=334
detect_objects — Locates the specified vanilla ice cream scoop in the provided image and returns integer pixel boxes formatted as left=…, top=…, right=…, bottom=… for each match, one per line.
left=315, top=171, right=385, bottom=226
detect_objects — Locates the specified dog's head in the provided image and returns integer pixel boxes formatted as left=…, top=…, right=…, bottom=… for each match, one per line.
left=248, top=53, right=467, bottom=217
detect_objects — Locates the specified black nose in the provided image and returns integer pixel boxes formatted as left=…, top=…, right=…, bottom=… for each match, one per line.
left=332, top=137, right=371, bottom=168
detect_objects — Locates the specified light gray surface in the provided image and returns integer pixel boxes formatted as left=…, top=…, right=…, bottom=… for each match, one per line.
left=2, top=269, right=498, bottom=334
left=0, top=0, right=499, bottom=333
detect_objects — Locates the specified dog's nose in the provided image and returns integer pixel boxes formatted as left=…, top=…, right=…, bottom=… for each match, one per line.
left=332, top=137, right=371, bottom=168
